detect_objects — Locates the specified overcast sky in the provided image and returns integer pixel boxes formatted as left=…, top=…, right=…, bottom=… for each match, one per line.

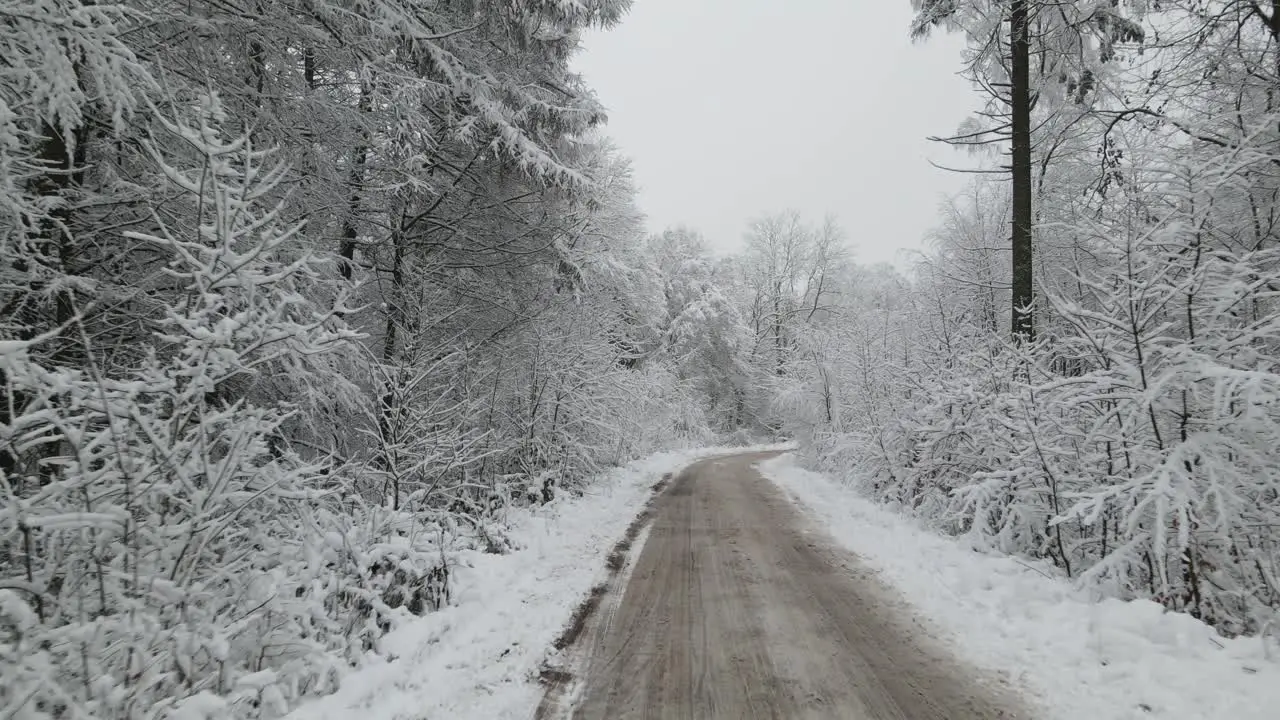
left=572, top=0, right=979, bottom=265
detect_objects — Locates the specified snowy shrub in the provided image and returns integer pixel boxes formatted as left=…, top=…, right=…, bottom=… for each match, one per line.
left=0, top=99, right=358, bottom=718
left=801, top=143, right=1280, bottom=636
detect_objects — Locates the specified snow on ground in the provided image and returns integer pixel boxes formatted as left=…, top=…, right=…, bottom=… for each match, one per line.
left=286, top=444, right=790, bottom=720
left=760, top=453, right=1280, bottom=720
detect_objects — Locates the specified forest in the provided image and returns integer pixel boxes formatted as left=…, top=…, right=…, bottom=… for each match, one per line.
left=3, top=0, right=1280, bottom=717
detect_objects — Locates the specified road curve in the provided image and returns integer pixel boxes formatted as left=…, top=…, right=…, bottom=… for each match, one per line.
left=553, top=451, right=1028, bottom=720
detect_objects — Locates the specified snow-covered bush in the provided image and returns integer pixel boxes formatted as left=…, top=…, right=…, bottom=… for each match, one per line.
left=0, top=97, right=359, bottom=719
left=802, top=144, right=1280, bottom=636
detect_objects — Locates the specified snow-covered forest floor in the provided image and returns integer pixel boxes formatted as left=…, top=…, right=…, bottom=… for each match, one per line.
left=763, top=454, right=1280, bottom=720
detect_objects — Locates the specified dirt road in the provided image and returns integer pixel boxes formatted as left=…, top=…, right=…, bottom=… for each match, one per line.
left=546, top=451, right=1027, bottom=720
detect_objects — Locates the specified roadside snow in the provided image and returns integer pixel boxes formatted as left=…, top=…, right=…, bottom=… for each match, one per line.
left=760, top=453, right=1280, bottom=720
left=286, top=444, right=790, bottom=720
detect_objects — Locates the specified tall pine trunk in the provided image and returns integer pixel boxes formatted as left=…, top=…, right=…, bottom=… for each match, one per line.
left=1010, top=0, right=1034, bottom=342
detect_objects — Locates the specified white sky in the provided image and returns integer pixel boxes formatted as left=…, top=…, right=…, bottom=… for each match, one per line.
left=572, top=0, right=980, bottom=265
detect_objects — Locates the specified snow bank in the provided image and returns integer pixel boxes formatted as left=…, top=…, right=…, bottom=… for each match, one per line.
left=760, top=453, right=1280, bottom=720
left=287, top=444, right=789, bottom=720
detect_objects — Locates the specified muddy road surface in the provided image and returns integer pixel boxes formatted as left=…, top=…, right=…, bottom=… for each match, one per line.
left=544, top=451, right=1028, bottom=720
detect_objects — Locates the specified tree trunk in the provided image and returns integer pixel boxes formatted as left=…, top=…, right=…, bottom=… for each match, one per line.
left=33, top=120, right=88, bottom=362
left=773, top=279, right=785, bottom=375
left=340, top=81, right=372, bottom=280
left=1010, top=0, right=1035, bottom=342
left=376, top=228, right=406, bottom=473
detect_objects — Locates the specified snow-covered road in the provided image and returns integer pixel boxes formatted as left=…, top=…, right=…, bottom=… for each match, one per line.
left=546, top=451, right=1026, bottom=719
